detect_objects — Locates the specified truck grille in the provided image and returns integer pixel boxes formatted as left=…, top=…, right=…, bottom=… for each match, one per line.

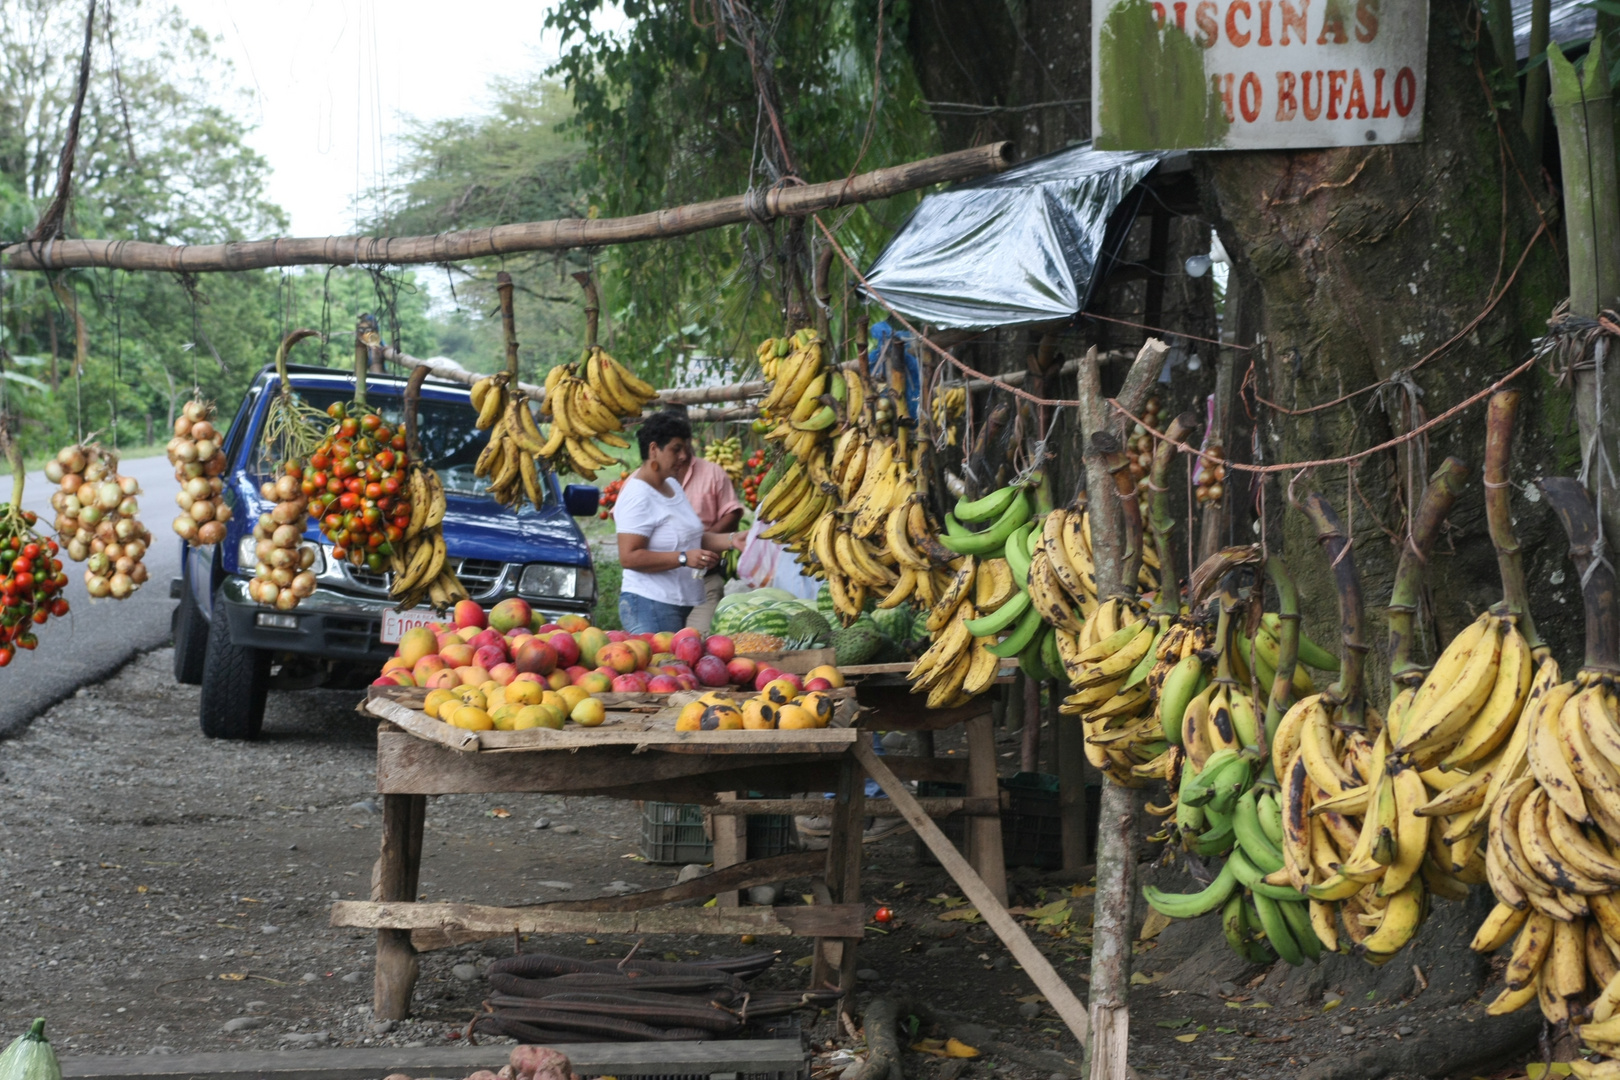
left=327, top=615, right=378, bottom=652
left=342, top=558, right=507, bottom=599
left=349, top=567, right=390, bottom=592
left=455, top=559, right=505, bottom=596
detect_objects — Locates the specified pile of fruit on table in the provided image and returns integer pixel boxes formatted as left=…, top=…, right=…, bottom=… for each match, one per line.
left=372, top=598, right=841, bottom=732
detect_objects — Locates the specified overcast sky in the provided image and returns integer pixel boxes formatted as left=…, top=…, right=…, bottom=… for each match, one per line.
left=171, top=0, right=626, bottom=238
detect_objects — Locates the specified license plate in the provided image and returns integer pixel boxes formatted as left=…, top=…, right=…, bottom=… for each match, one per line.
left=380, top=607, right=441, bottom=644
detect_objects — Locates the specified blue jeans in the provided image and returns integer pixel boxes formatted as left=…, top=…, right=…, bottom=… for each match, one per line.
left=618, top=591, right=693, bottom=634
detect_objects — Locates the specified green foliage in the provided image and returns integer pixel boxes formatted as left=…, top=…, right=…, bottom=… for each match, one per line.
left=592, top=558, right=623, bottom=630
left=356, top=75, right=592, bottom=382
left=544, top=0, right=938, bottom=380
left=0, top=0, right=289, bottom=458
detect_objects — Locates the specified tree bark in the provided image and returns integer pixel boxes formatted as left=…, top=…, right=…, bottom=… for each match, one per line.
left=1204, top=0, right=1569, bottom=684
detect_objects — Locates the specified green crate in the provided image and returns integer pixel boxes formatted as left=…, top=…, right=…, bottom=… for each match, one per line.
left=639, top=802, right=798, bottom=865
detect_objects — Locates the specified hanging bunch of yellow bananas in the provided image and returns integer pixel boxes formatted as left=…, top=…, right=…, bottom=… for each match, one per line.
left=389, top=460, right=467, bottom=611
left=1446, top=396, right=1620, bottom=1064
left=535, top=346, right=659, bottom=480
left=469, top=374, right=553, bottom=508
left=703, top=436, right=745, bottom=480
left=750, top=327, right=963, bottom=629
left=931, top=385, right=966, bottom=447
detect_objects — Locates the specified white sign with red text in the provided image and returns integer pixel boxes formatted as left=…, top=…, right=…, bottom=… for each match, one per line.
left=1092, top=0, right=1427, bottom=150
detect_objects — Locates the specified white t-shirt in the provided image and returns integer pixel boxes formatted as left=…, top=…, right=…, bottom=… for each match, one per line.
left=614, top=476, right=707, bottom=606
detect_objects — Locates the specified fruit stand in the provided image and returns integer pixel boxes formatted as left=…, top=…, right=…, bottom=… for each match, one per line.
left=337, top=649, right=1090, bottom=1042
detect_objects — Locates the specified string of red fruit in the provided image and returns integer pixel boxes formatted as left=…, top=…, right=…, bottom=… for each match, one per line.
left=0, top=438, right=68, bottom=665
left=305, top=401, right=412, bottom=572
left=741, top=448, right=769, bottom=509
left=597, top=468, right=630, bottom=519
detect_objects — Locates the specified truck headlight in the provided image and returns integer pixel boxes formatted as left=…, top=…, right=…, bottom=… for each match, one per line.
left=518, top=564, right=592, bottom=600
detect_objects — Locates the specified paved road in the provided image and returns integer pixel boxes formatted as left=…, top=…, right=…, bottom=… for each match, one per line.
left=0, top=452, right=179, bottom=738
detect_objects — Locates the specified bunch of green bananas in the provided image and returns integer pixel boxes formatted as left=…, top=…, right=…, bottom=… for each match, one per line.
left=1144, top=783, right=1326, bottom=966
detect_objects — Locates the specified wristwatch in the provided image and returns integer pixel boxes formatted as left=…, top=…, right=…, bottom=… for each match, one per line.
left=677, top=552, right=688, bottom=567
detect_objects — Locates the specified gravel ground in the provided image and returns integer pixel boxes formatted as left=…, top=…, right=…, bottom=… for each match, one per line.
left=0, top=647, right=1551, bottom=1079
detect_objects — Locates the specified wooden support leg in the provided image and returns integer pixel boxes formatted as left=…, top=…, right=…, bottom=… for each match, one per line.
left=911, top=730, right=936, bottom=863
left=711, top=792, right=746, bottom=908
left=811, top=755, right=864, bottom=997
left=1058, top=698, right=1088, bottom=871
left=374, top=793, right=425, bottom=1021
left=964, top=713, right=1008, bottom=907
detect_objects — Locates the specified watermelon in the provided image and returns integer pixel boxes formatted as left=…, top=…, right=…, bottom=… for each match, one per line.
left=870, top=604, right=917, bottom=647
left=816, top=582, right=836, bottom=620
left=738, top=606, right=795, bottom=637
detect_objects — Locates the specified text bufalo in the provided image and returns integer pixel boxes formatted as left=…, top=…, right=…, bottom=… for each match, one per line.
left=1147, top=0, right=1417, bottom=125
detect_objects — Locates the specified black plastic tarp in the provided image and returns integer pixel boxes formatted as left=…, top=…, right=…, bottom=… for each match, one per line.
left=858, top=143, right=1166, bottom=330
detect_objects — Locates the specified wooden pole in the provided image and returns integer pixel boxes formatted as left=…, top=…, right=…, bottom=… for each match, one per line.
left=1077, top=338, right=1168, bottom=1080
left=1, top=143, right=1013, bottom=273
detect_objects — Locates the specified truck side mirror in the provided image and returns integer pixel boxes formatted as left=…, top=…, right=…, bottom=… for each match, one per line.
left=564, top=485, right=600, bottom=517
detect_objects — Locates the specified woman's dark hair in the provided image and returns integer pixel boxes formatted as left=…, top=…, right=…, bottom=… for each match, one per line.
left=638, top=409, right=692, bottom=460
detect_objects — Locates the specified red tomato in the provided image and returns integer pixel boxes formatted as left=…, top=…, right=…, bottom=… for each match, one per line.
left=874, top=906, right=893, bottom=924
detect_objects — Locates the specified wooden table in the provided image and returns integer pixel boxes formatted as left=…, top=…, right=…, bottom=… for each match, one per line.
left=334, top=669, right=1092, bottom=1049
left=337, top=687, right=882, bottom=1020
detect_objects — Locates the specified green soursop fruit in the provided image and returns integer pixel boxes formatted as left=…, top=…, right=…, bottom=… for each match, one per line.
left=784, top=608, right=834, bottom=649
left=831, top=615, right=885, bottom=666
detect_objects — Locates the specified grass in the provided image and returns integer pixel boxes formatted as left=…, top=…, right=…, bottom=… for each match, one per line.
left=593, top=559, right=623, bottom=630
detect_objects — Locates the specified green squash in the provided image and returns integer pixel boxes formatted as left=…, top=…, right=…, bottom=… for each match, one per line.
left=0, top=1020, right=60, bottom=1080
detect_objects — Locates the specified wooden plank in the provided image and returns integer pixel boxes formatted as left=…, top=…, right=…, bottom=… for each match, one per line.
left=964, top=713, right=1009, bottom=907
left=376, top=731, right=850, bottom=795
left=853, top=741, right=1091, bottom=1049
left=60, top=1039, right=807, bottom=1080
left=854, top=684, right=1004, bottom=731
left=332, top=900, right=864, bottom=938
left=707, top=796, right=1000, bottom=817
left=710, top=792, right=747, bottom=908
left=736, top=647, right=834, bottom=674
left=5, top=142, right=1012, bottom=272
left=812, top=754, right=866, bottom=996
left=409, top=849, right=829, bottom=951
left=372, top=794, right=424, bottom=1021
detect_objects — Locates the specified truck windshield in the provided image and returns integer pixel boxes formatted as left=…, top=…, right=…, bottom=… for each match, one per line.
left=251, top=385, right=552, bottom=509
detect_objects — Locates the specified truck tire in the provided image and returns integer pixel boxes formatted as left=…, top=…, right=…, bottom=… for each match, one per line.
left=199, top=589, right=270, bottom=740
left=172, top=576, right=209, bottom=686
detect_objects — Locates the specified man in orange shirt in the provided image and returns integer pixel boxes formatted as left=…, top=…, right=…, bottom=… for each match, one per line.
left=675, top=437, right=744, bottom=632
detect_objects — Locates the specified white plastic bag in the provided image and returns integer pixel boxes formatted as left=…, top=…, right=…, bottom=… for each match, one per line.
left=735, top=517, right=779, bottom=587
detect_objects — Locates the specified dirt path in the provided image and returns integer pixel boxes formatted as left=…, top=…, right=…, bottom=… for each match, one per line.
left=0, top=649, right=1548, bottom=1079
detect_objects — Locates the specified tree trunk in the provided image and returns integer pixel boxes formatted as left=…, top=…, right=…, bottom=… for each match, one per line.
left=1204, top=0, right=1571, bottom=682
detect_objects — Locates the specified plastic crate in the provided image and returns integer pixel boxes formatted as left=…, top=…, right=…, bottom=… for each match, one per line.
left=917, top=773, right=1096, bottom=867
left=1001, top=771, right=1063, bottom=868
left=639, top=803, right=798, bottom=864
left=640, top=801, right=713, bottom=864
left=747, top=813, right=796, bottom=857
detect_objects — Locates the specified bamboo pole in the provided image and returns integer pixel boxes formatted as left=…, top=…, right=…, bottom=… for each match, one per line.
left=1, top=143, right=1013, bottom=273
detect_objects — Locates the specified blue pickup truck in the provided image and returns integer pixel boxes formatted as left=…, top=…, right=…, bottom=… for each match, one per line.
left=172, top=362, right=600, bottom=740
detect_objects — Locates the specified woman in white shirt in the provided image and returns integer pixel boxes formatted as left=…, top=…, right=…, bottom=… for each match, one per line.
left=613, top=411, right=746, bottom=633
